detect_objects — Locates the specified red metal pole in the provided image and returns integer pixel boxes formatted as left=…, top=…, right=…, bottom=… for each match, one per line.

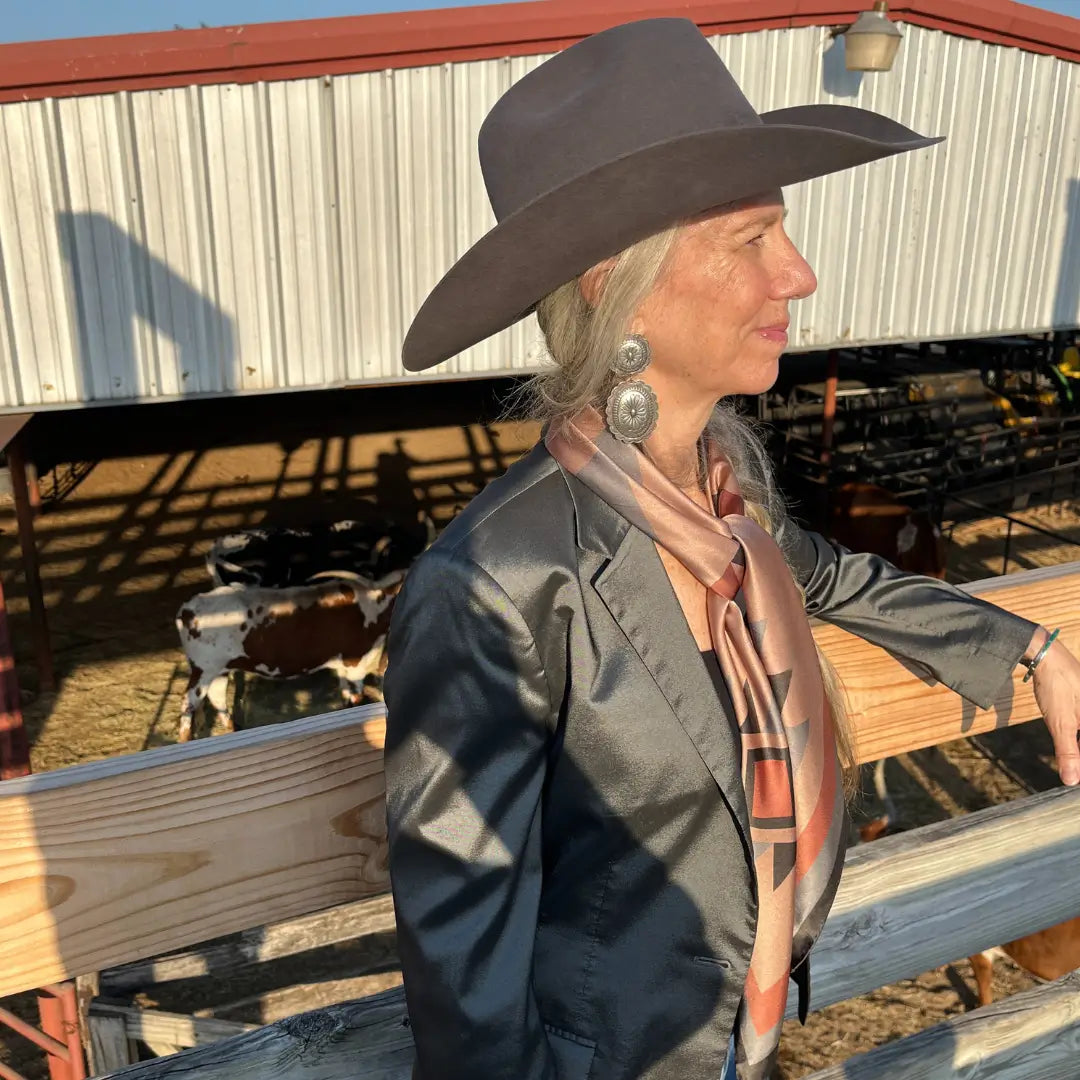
left=36, top=993, right=73, bottom=1080
left=49, top=985, right=87, bottom=1080
left=27, top=460, right=40, bottom=517
left=0, top=1006, right=70, bottom=1059
left=0, top=572, right=30, bottom=781
left=58, top=988, right=86, bottom=1080
left=7, top=436, right=54, bottom=693
left=820, top=349, right=839, bottom=469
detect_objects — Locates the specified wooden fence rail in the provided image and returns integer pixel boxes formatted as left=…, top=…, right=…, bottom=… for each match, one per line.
left=99, top=894, right=397, bottom=994
left=1, top=561, right=1077, bottom=1078
left=93, top=783, right=1080, bottom=1078
left=811, top=561, right=1080, bottom=763
left=803, top=970, right=1080, bottom=1080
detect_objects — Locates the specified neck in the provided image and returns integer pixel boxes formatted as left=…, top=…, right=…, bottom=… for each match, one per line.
left=641, top=390, right=717, bottom=494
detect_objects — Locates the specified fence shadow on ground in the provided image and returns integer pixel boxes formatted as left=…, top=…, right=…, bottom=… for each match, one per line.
left=0, top=377, right=537, bottom=759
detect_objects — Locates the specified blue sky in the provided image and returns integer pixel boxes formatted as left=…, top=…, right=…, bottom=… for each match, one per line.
left=1, top=0, right=1077, bottom=44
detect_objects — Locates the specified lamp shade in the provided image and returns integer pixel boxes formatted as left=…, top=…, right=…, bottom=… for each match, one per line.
left=845, top=1, right=903, bottom=71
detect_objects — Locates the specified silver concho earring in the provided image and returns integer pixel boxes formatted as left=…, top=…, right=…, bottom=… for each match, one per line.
left=605, top=334, right=659, bottom=444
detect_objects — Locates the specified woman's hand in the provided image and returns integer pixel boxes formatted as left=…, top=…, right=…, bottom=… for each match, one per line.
left=1030, top=635, right=1080, bottom=786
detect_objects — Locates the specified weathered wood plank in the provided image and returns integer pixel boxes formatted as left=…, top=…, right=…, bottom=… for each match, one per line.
left=198, top=971, right=403, bottom=1025
left=0, top=704, right=389, bottom=999
left=812, top=561, right=1080, bottom=763
left=100, top=893, right=397, bottom=993
left=803, top=970, right=1080, bottom=1080
left=100, top=990, right=413, bottom=1079
left=787, top=784, right=1080, bottom=1019
left=88, top=1013, right=137, bottom=1074
left=89, top=1003, right=257, bottom=1049
left=100, top=786, right=1080, bottom=1077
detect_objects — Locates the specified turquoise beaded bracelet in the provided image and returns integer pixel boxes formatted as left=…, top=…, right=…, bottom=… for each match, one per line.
left=1023, top=627, right=1060, bottom=683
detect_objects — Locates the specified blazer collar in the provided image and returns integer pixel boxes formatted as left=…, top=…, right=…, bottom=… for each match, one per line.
left=553, top=450, right=753, bottom=862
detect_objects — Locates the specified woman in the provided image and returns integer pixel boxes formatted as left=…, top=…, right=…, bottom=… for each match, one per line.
left=383, top=18, right=1080, bottom=1080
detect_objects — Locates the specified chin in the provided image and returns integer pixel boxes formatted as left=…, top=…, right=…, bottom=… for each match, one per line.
left=733, top=358, right=781, bottom=397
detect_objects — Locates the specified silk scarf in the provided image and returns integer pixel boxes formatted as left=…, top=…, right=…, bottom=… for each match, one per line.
left=545, top=407, right=845, bottom=1080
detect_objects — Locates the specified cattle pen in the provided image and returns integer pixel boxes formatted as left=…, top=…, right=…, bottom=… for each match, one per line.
left=1, top=560, right=1079, bottom=1080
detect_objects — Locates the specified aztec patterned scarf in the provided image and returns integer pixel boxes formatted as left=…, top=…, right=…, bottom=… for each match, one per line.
left=545, top=407, right=845, bottom=1080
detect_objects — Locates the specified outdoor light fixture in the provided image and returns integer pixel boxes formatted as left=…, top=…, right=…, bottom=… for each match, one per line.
left=843, top=0, right=903, bottom=72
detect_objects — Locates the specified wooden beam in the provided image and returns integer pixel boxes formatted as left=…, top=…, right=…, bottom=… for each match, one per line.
left=100, top=991, right=413, bottom=1079
left=0, top=705, right=389, bottom=999
left=99, top=786, right=1080, bottom=1079
left=803, top=970, right=1080, bottom=1080
left=197, top=970, right=403, bottom=1026
left=786, top=784, right=1080, bottom=1020
left=88, top=1004, right=256, bottom=1052
left=813, top=561, right=1080, bottom=763
left=100, top=894, right=396, bottom=993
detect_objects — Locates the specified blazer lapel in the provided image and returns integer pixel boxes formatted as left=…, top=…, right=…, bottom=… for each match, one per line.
left=562, top=467, right=753, bottom=860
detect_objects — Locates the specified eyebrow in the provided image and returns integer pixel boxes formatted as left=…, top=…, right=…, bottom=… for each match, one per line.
left=734, top=207, right=788, bottom=235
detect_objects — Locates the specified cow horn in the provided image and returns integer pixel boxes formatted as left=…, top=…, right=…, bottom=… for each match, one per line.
left=420, top=513, right=437, bottom=548
left=307, top=569, right=373, bottom=585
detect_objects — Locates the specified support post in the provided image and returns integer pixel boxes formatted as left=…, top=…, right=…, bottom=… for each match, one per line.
left=820, top=348, right=839, bottom=469
left=37, top=992, right=74, bottom=1080
left=0, top=572, right=29, bottom=780
left=7, top=435, right=54, bottom=692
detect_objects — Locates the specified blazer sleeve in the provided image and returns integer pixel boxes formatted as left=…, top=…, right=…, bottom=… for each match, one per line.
left=784, top=524, right=1037, bottom=710
left=382, top=548, right=559, bottom=1080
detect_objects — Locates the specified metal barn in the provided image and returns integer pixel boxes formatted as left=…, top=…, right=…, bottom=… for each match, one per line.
left=0, top=0, right=1078, bottom=412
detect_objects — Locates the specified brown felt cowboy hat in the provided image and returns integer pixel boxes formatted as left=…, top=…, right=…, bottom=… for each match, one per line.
left=402, top=17, right=942, bottom=372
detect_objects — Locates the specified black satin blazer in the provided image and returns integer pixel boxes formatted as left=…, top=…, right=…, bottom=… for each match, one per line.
left=383, top=442, right=1034, bottom=1080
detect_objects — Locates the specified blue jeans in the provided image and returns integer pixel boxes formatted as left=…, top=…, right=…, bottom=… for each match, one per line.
left=722, top=1034, right=737, bottom=1080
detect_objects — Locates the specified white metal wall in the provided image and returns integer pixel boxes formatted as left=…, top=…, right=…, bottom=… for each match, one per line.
left=0, top=23, right=1077, bottom=411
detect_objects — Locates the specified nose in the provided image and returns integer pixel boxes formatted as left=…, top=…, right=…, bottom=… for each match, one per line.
left=773, top=234, right=817, bottom=301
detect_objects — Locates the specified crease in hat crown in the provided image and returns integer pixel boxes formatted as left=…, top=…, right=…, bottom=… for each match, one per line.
left=479, top=19, right=761, bottom=221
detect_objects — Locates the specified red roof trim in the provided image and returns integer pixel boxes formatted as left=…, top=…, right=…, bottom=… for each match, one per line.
left=0, top=0, right=1076, bottom=103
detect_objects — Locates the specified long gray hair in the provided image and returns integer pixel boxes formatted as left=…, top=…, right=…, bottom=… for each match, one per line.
left=513, top=223, right=857, bottom=788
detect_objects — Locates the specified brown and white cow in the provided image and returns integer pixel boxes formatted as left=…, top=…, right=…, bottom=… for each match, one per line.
left=175, top=569, right=404, bottom=742
left=969, top=919, right=1080, bottom=1007
left=828, top=482, right=946, bottom=579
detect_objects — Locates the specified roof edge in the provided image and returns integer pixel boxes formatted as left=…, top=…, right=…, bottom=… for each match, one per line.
left=0, top=0, right=1076, bottom=104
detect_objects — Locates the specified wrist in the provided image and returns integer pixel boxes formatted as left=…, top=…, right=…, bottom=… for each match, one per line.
left=1021, top=626, right=1049, bottom=667
left=1022, top=627, right=1061, bottom=683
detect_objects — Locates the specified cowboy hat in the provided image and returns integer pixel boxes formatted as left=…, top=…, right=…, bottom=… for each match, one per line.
left=402, top=17, right=942, bottom=372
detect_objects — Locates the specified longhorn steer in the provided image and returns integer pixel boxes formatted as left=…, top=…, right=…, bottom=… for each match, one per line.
left=176, top=570, right=404, bottom=741
left=206, top=515, right=435, bottom=588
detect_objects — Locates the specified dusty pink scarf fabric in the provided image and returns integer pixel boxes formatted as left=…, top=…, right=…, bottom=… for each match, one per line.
left=545, top=407, right=845, bottom=1079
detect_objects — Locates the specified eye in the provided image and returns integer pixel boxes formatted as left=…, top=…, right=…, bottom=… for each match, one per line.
left=747, top=232, right=767, bottom=247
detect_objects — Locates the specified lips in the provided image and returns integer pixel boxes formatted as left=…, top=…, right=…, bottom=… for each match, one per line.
left=758, top=323, right=789, bottom=343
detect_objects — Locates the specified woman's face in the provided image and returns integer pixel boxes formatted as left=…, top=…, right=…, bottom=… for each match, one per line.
left=635, top=190, right=816, bottom=401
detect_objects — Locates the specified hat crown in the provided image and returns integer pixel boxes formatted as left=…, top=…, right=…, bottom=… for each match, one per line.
left=479, top=19, right=761, bottom=221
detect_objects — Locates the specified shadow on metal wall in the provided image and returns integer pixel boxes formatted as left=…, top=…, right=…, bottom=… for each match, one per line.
left=1053, top=178, right=1080, bottom=330
left=1, top=372, right=538, bottom=757
left=56, top=211, right=237, bottom=406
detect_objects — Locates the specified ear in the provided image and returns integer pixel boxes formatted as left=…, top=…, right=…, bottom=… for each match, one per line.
left=579, top=257, right=617, bottom=308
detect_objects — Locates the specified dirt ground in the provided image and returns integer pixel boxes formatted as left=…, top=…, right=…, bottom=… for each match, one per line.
left=2, top=382, right=1079, bottom=1078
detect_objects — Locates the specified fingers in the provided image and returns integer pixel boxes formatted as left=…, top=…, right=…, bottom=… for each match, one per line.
left=1050, top=725, right=1080, bottom=786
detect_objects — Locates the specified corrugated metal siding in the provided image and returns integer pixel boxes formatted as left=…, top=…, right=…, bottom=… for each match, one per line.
left=0, top=23, right=1077, bottom=410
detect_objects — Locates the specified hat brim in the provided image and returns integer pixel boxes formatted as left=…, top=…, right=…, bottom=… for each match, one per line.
left=402, top=104, right=943, bottom=372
